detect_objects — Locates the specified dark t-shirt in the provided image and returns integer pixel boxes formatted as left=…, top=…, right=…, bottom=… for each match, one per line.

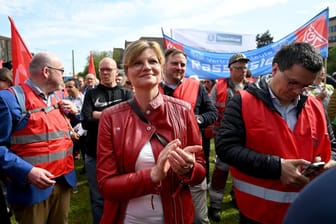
left=81, top=84, right=133, bottom=158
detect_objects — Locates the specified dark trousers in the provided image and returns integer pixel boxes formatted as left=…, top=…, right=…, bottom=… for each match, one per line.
left=201, top=132, right=211, bottom=183
left=0, top=181, right=11, bottom=224
left=240, top=212, right=262, bottom=224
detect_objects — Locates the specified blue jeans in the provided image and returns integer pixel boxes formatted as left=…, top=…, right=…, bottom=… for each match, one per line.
left=85, top=155, right=103, bottom=224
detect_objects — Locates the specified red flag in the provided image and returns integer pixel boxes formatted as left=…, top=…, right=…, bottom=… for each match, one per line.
left=162, top=34, right=184, bottom=50
left=88, top=51, right=96, bottom=77
left=295, top=12, right=329, bottom=49
left=9, top=16, right=32, bottom=85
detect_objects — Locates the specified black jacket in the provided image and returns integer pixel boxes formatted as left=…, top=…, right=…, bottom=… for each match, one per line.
left=216, top=76, right=336, bottom=179
left=81, top=84, right=133, bottom=158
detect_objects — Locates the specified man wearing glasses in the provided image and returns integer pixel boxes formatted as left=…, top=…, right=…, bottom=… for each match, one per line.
left=83, top=73, right=96, bottom=95
left=216, top=42, right=336, bottom=223
left=0, top=52, right=78, bottom=224
left=81, top=57, right=133, bottom=224
left=208, top=52, right=250, bottom=222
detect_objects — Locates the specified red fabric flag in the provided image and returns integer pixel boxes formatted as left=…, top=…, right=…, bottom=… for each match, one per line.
left=88, top=51, right=96, bottom=76
left=294, top=11, right=329, bottom=49
left=9, top=16, right=32, bottom=85
left=162, top=34, right=184, bottom=50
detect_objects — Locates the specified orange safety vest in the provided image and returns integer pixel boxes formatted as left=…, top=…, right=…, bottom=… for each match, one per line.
left=10, top=84, right=74, bottom=178
left=231, top=90, right=331, bottom=224
left=214, top=78, right=228, bottom=127
left=159, top=78, right=199, bottom=111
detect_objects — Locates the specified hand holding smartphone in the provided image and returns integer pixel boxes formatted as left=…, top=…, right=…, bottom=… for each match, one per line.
left=302, top=162, right=325, bottom=177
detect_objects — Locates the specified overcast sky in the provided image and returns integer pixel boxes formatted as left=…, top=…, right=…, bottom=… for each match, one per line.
left=0, top=0, right=334, bottom=76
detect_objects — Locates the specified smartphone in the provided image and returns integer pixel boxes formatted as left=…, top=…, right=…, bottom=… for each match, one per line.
left=302, top=162, right=325, bottom=177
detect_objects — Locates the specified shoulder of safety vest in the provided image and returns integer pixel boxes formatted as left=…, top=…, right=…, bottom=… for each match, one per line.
left=10, top=85, right=61, bottom=129
left=184, top=77, right=200, bottom=86
left=216, top=78, right=229, bottom=91
left=10, top=85, right=27, bottom=125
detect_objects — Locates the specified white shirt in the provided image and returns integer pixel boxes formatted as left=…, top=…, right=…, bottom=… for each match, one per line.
left=124, top=141, right=164, bottom=224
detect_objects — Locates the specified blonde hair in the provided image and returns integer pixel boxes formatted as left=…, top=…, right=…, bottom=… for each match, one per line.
left=122, top=40, right=164, bottom=74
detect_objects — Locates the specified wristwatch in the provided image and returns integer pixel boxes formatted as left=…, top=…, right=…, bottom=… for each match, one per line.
left=196, top=115, right=203, bottom=125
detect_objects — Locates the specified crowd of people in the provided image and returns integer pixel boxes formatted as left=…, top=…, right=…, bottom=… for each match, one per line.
left=1, top=40, right=336, bottom=224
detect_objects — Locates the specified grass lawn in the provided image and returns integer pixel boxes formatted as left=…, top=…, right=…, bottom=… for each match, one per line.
left=10, top=158, right=92, bottom=224
left=208, top=139, right=239, bottom=224
left=11, top=139, right=239, bottom=223
left=68, top=159, right=92, bottom=224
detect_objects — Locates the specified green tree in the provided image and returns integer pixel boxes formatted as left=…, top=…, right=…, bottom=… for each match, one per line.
left=113, top=48, right=124, bottom=68
left=82, top=51, right=113, bottom=79
left=256, top=30, right=274, bottom=48
left=327, top=47, right=336, bottom=75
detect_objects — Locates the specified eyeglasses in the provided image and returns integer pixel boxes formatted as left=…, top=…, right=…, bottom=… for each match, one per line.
left=99, top=68, right=116, bottom=73
left=201, top=80, right=211, bottom=84
left=231, top=66, right=248, bottom=71
left=281, top=71, right=309, bottom=92
left=47, top=66, right=64, bottom=74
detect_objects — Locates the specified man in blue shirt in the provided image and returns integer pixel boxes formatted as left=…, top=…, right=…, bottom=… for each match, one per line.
left=0, top=52, right=77, bottom=224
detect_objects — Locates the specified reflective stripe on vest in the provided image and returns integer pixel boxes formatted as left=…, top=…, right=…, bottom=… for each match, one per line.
left=233, top=178, right=298, bottom=203
left=22, top=146, right=73, bottom=165
left=11, top=130, right=71, bottom=144
left=214, top=102, right=226, bottom=109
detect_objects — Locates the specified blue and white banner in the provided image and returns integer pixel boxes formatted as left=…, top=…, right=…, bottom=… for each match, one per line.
left=163, top=8, right=329, bottom=80
left=171, top=29, right=256, bottom=52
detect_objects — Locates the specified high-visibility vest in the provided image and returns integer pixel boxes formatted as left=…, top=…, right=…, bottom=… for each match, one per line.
left=231, top=90, right=331, bottom=224
left=214, top=78, right=228, bottom=127
left=10, top=84, right=74, bottom=177
left=159, top=78, right=199, bottom=111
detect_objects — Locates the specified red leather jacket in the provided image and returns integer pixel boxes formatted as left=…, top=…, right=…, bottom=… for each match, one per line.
left=96, top=93, right=206, bottom=224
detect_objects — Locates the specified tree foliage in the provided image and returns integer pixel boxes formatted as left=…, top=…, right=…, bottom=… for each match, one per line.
left=113, top=49, right=123, bottom=68
left=81, top=51, right=113, bottom=79
left=327, top=47, right=336, bottom=75
left=256, top=30, right=274, bottom=48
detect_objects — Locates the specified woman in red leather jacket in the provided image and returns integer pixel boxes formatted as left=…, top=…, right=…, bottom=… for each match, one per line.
left=96, top=40, right=206, bottom=224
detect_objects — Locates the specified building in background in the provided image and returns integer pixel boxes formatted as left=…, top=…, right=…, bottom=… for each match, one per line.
left=0, top=35, right=11, bottom=66
left=329, top=16, right=336, bottom=48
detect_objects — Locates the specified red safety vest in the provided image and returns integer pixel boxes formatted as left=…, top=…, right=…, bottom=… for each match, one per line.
left=214, top=78, right=228, bottom=127
left=159, top=78, right=199, bottom=111
left=10, top=84, right=74, bottom=177
left=231, top=90, right=331, bottom=224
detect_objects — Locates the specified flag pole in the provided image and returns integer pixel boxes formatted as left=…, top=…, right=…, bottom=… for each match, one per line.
left=72, top=49, right=75, bottom=78
left=324, top=57, right=327, bottom=85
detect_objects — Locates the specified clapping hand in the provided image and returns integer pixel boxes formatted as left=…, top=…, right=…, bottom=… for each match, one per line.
left=168, top=144, right=202, bottom=176
left=150, top=139, right=180, bottom=183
